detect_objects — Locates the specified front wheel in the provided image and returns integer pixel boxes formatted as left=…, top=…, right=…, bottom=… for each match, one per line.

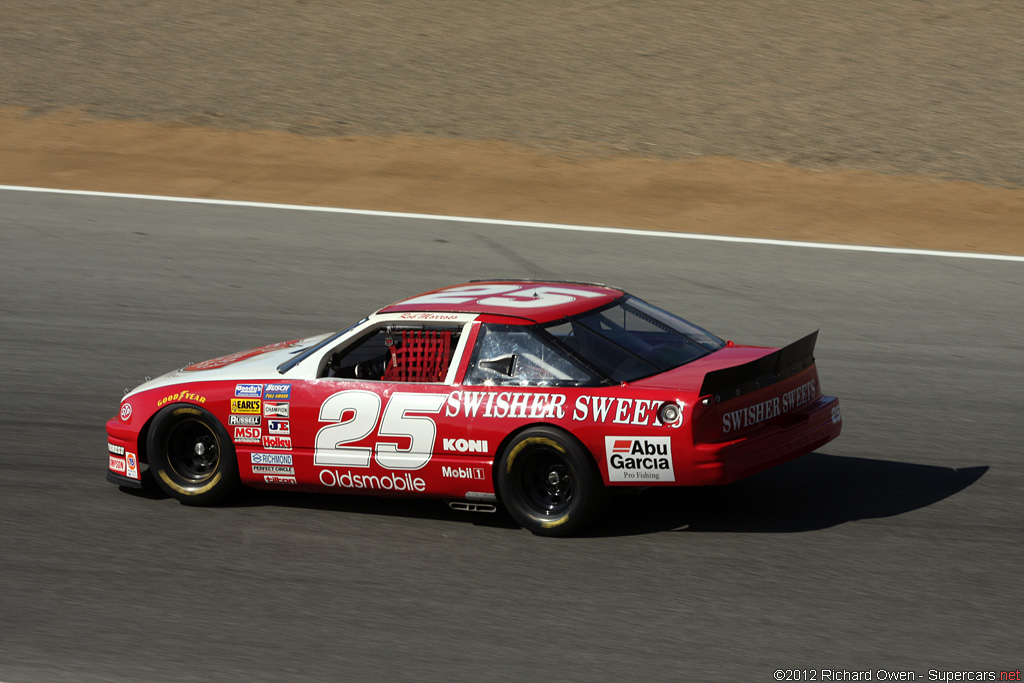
left=147, top=405, right=240, bottom=505
left=496, top=427, right=605, bottom=536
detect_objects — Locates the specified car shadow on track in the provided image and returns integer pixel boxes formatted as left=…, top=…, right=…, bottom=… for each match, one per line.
left=590, top=452, right=988, bottom=537
left=119, top=452, right=987, bottom=536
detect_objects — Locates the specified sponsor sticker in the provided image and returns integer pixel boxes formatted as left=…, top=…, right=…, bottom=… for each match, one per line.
left=125, top=452, right=140, bottom=480
left=441, top=438, right=488, bottom=454
left=264, top=475, right=297, bottom=485
left=251, top=452, right=293, bottom=466
left=604, top=436, right=675, bottom=483
left=229, top=414, right=261, bottom=426
left=109, top=454, right=127, bottom=473
left=319, top=469, right=426, bottom=492
left=234, top=383, right=263, bottom=398
left=267, top=419, right=290, bottom=435
left=107, top=442, right=125, bottom=456
left=264, top=383, right=292, bottom=400
left=441, top=465, right=486, bottom=480
left=252, top=465, right=295, bottom=475
left=156, top=390, right=208, bottom=408
left=263, top=401, right=289, bottom=418
left=262, top=435, right=292, bottom=450
left=120, top=403, right=132, bottom=421
left=233, top=426, right=262, bottom=444
left=231, top=398, right=262, bottom=414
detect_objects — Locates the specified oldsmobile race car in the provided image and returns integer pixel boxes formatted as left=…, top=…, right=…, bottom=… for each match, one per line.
left=107, top=281, right=842, bottom=536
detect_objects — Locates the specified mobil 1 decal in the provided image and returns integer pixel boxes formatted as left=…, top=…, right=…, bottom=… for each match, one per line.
left=604, top=436, right=675, bottom=483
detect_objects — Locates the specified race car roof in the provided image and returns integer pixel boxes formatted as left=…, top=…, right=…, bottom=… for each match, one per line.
left=379, top=280, right=625, bottom=324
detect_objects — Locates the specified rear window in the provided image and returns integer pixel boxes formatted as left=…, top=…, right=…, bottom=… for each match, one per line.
left=543, top=296, right=724, bottom=383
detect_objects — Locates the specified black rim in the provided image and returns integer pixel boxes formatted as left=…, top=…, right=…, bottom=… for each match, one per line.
left=166, top=418, right=220, bottom=482
left=516, top=446, right=576, bottom=516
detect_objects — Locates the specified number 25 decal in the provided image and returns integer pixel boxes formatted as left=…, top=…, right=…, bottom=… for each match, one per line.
left=400, top=284, right=604, bottom=309
left=315, top=390, right=446, bottom=470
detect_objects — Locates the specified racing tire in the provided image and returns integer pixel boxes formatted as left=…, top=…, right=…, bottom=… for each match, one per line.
left=496, top=427, right=605, bottom=537
left=147, top=404, right=240, bottom=506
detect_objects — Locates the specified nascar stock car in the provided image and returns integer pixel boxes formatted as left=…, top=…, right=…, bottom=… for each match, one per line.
left=106, top=280, right=842, bottom=536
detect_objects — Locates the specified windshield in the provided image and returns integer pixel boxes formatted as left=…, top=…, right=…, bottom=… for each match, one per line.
left=543, top=296, right=725, bottom=383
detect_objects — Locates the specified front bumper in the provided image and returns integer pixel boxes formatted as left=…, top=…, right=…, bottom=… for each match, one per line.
left=107, top=470, right=143, bottom=489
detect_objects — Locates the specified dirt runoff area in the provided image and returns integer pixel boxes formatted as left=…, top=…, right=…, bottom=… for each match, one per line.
left=1, top=107, right=1021, bottom=255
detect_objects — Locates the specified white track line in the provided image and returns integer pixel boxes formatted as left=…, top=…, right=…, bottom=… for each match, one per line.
left=2, top=184, right=1022, bottom=263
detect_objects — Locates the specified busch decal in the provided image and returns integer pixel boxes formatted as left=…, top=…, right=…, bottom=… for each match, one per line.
left=604, top=436, right=675, bottom=482
left=264, top=383, right=292, bottom=400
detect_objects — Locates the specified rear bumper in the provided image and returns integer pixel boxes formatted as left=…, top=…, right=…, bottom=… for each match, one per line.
left=692, top=395, right=841, bottom=485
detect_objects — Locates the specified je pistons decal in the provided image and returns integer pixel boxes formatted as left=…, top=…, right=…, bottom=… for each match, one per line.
left=231, top=398, right=261, bottom=414
left=604, top=436, right=675, bottom=483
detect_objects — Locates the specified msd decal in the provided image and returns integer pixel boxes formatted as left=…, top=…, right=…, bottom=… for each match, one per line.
left=233, top=426, right=262, bottom=444
left=125, top=452, right=140, bottom=480
left=231, top=398, right=261, bottom=414
left=234, top=383, right=263, bottom=398
left=264, top=401, right=289, bottom=418
left=264, top=383, right=292, bottom=400
left=109, top=454, right=127, bottom=473
left=604, top=436, right=675, bottom=483
left=267, top=419, right=290, bottom=435
left=262, top=435, right=292, bottom=450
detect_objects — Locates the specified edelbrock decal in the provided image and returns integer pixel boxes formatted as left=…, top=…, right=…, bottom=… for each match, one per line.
left=604, top=436, right=675, bottom=483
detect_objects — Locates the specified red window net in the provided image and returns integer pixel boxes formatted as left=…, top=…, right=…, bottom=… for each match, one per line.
left=382, top=330, right=453, bottom=382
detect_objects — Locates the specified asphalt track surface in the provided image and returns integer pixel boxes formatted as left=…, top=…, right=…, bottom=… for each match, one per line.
left=1, top=190, right=1021, bottom=681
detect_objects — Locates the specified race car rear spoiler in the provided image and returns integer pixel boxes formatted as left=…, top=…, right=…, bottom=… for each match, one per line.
left=699, top=331, right=818, bottom=403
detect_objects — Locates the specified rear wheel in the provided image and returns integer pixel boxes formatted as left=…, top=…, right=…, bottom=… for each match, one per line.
left=147, top=405, right=240, bottom=505
left=496, top=427, right=605, bottom=536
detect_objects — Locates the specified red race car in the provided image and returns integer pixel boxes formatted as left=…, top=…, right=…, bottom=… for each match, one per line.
left=107, top=280, right=842, bottom=535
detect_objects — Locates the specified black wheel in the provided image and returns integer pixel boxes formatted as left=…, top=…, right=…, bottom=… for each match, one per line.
left=147, top=404, right=240, bottom=505
left=496, top=427, right=605, bottom=536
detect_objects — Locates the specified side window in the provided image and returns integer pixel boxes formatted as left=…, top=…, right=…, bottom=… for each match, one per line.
left=464, top=325, right=595, bottom=387
left=321, top=326, right=459, bottom=382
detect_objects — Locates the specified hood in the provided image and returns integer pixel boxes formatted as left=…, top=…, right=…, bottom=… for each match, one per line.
left=124, top=332, right=333, bottom=397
